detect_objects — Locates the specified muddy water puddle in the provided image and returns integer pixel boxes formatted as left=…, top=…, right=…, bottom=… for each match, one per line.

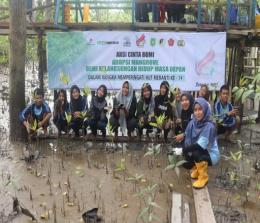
left=0, top=140, right=195, bottom=223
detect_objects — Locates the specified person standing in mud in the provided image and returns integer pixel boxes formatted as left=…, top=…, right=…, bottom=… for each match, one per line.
left=53, top=89, right=69, bottom=137
left=174, top=93, right=194, bottom=145
left=214, top=84, right=240, bottom=143
left=69, top=85, right=88, bottom=137
left=19, top=88, right=51, bottom=138
left=154, top=81, right=173, bottom=142
left=136, top=83, right=155, bottom=140
left=109, top=81, right=137, bottom=140
left=88, top=85, right=108, bottom=139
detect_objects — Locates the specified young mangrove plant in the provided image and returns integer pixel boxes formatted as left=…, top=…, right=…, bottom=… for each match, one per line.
left=165, top=153, right=186, bottom=178
left=149, top=113, right=166, bottom=129
left=135, top=184, right=163, bottom=223
left=127, top=173, right=144, bottom=192
left=144, top=144, right=161, bottom=169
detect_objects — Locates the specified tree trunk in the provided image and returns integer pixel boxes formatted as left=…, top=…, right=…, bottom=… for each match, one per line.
left=9, top=0, right=27, bottom=142
left=37, top=30, right=44, bottom=92
left=257, top=103, right=260, bottom=123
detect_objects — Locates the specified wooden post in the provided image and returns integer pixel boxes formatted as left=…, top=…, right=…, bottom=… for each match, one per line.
left=197, top=0, right=202, bottom=25
left=9, top=0, right=27, bottom=141
left=37, top=30, right=44, bottom=93
left=226, top=0, right=231, bottom=29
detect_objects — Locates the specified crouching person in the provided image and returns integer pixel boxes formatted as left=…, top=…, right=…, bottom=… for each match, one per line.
left=89, top=85, right=108, bottom=138
left=214, top=84, right=240, bottom=142
left=182, top=98, right=219, bottom=189
left=69, top=85, right=88, bottom=137
left=19, top=88, right=52, bottom=139
left=136, top=83, right=155, bottom=140
left=109, top=81, right=137, bottom=139
left=53, top=89, right=69, bottom=137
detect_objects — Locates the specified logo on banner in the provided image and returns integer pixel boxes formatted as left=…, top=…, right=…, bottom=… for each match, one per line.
left=195, top=49, right=217, bottom=76
left=177, top=39, right=185, bottom=47
left=159, top=38, right=165, bottom=46
left=150, top=38, right=156, bottom=46
left=97, top=41, right=119, bottom=45
left=136, top=34, right=145, bottom=47
left=168, top=38, right=174, bottom=47
left=123, top=37, right=131, bottom=47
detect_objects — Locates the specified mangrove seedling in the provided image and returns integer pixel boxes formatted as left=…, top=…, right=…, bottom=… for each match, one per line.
left=144, top=144, right=161, bottom=169
left=82, top=85, right=91, bottom=97
left=135, top=184, right=162, bottom=223
left=114, top=158, right=126, bottom=180
left=149, top=113, right=166, bottom=129
left=65, top=112, right=72, bottom=125
left=127, top=173, right=144, bottom=192
left=165, top=154, right=187, bottom=178
left=144, top=144, right=161, bottom=157
left=229, top=151, right=242, bottom=162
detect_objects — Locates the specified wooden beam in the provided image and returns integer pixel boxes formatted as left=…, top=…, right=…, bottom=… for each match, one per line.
left=171, top=192, right=182, bottom=223
left=192, top=186, right=216, bottom=223
left=183, top=202, right=190, bottom=223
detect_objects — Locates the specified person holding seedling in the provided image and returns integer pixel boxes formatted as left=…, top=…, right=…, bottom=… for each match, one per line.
left=174, top=93, right=194, bottom=145
left=136, top=83, right=155, bottom=140
left=68, top=85, right=88, bottom=137
left=154, top=81, right=173, bottom=142
left=214, top=84, right=240, bottom=142
left=53, top=89, right=69, bottom=137
left=88, top=85, right=108, bottom=138
left=109, top=81, right=137, bottom=139
left=174, top=97, right=220, bottom=189
left=171, top=87, right=182, bottom=136
left=19, top=88, right=51, bottom=139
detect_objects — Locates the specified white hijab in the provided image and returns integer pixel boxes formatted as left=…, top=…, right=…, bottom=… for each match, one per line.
left=116, top=81, right=133, bottom=132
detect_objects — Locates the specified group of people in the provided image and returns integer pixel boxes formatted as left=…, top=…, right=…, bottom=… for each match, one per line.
left=135, top=2, right=186, bottom=23
left=19, top=81, right=240, bottom=189
left=135, top=1, right=251, bottom=25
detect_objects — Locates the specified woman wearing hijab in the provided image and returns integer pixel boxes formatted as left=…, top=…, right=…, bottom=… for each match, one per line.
left=174, top=93, right=194, bottom=144
left=89, top=85, right=108, bottom=138
left=69, top=85, right=88, bottom=137
left=136, top=83, right=155, bottom=140
left=182, top=97, right=219, bottom=189
left=53, top=89, right=69, bottom=137
left=109, top=81, right=137, bottom=139
left=171, top=87, right=182, bottom=135
left=154, top=81, right=173, bottom=142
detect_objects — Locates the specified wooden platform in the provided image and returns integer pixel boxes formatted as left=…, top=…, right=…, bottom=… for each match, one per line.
left=0, top=21, right=260, bottom=44
left=171, top=192, right=191, bottom=223
left=192, top=185, right=216, bottom=223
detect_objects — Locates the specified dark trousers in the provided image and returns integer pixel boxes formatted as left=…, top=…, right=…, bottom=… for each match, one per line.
left=53, top=116, right=67, bottom=132
left=166, top=5, right=185, bottom=23
left=109, top=115, right=137, bottom=135
left=89, top=118, right=107, bottom=136
left=135, top=3, right=149, bottom=22
left=71, top=118, right=83, bottom=137
left=182, top=147, right=212, bottom=169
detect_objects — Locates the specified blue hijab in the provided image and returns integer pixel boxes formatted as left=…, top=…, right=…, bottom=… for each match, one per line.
left=185, top=97, right=216, bottom=148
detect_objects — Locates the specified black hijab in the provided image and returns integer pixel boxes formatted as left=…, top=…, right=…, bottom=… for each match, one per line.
left=181, top=93, right=194, bottom=131
left=141, top=83, right=152, bottom=104
left=94, top=85, right=107, bottom=110
left=70, top=85, right=83, bottom=112
left=158, top=81, right=170, bottom=102
left=96, top=85, right=107, bottom=102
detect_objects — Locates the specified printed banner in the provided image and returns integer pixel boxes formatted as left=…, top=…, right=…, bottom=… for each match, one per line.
left=47, top=31, right=226, bottom=91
